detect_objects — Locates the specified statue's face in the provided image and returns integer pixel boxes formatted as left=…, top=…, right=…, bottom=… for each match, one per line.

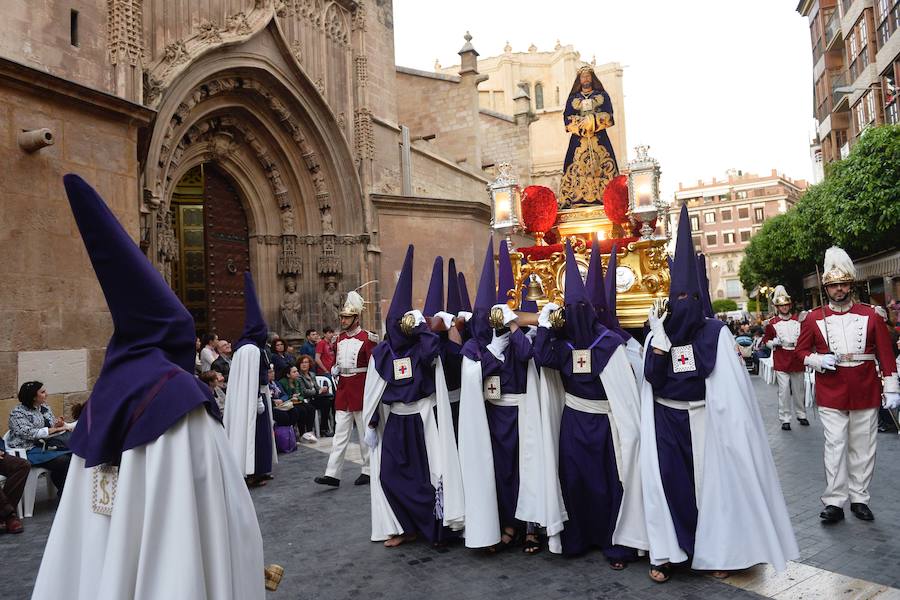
left=327, top=282, right=336, bottom=292
left=286, top=279, right=296, bottom=292
left=580, top=71, right=592, bottom=90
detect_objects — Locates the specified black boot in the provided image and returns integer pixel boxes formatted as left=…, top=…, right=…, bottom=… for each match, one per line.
left=354, top=474, right=370, bottom=486
left=781, top=423, right=791, bottom=431
left=850, top=503, right=874, bottom=521
left=798, top=418, right=810, bottom=426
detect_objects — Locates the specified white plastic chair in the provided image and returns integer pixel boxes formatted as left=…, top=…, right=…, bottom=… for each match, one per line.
left=314, top=376, right=336, bottom=438
left=3, top=431, right=56, bottom=518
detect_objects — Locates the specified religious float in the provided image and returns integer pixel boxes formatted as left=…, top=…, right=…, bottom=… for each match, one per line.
left=486, top=65, right=671, bottom=330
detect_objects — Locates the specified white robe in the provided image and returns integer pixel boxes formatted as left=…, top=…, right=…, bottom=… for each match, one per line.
left=223, top=344, right=276, bottom=475
left=537, top=345, right=648, bottom=554
left=32, top=407, right=265, bottom=600
left=362, top=357, right=464, bottom=541
left=640, top=326, right=799, bottom=570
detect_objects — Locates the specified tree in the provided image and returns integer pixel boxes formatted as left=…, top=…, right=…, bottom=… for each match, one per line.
left=741, top=125, right=900, bottom=295
left=712, top=299, right=738, bottom=313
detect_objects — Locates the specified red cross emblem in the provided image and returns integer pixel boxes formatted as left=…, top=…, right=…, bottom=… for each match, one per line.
left=577, top=356, right=588, bottom=368
left=398, top=364, right=407, bottom=375
left=678, top=354, right=688, bottom=365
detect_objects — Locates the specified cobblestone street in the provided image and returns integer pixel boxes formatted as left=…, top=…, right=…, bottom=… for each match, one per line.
left=6, top=373, right=900, bottom=599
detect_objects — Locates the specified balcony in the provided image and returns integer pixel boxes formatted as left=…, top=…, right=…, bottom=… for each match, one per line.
left=831, top=71, right=851, bottom=108
left=825, top=10, right=843, bottom=49
left=812, top=38, right=825, bottom=63
left=840, top=0, right=853, bottom=18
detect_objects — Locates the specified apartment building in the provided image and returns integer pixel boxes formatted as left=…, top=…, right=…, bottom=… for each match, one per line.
left=798, top=0, right=900, bottom=165
left=674, top=170, right=808, bottom=306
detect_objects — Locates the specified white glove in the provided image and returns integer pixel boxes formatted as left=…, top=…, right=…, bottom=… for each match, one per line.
left=330, top=364, right=339, bottom=378
left=885, top=393, right=900, bottom=410
left=456, top=311, right=473, bottom=323
left=821, top=354, right=837, bottom=371
left=647, top=306, right=672, bottom=353
left=364, top=427, right=378, bottom=449
left=486, top=330, right=510, bottom=361
left=538, top=302, right=560, bottom=329
left=434, top=311, right=455, bottom=329
left=404, top=309, right=426, bottom=327
left=767, top=337, right=781, bottom=349
left=256, top=397, right=265, bottom=414
left=805, top=353, right=837, bottom=372
left=491, top=303, right=518, bottom=326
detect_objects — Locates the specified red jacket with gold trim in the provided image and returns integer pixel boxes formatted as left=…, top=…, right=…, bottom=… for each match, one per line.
left=334, top=329, right=377, bottom=412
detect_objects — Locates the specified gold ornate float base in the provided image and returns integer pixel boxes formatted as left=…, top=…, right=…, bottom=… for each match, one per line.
left=506, top=207, right=669, bottom=329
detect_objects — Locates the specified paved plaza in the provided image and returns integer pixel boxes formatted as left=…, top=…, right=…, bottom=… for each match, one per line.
left=5, top=373, right=900, bottom=600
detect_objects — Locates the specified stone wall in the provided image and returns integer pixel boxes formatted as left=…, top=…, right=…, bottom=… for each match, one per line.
left=372, top=194, right=491, bottom=329
left=479, top=110, right=532, bottom=186
left=0, top=60, right=150, bottom=429
left=395, top=68, right=481, bottom=170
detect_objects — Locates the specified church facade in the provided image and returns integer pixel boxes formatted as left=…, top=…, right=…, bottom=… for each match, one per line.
left=0, top=1, right=504, bottom=418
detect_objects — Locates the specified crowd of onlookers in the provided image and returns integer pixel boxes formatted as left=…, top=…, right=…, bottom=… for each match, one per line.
left=195, top=327, right=338, bottom=450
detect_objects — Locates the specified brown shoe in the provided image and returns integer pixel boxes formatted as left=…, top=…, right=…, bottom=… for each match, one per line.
left=4, top=515, right=24, bottom=534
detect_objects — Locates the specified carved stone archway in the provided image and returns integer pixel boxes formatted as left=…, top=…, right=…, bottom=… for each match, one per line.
left=140, top=21, right=371, bottom=336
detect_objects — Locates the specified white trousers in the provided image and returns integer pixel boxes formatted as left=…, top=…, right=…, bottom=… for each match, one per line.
left=324, top=409, right=370, bottom=479
left=819, top=407, right=877, bottom=507
left=776, top=371, right=807, bottom=423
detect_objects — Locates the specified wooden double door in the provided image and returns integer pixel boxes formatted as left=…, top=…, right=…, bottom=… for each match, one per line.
left=173, top=164, right=250, bottom=342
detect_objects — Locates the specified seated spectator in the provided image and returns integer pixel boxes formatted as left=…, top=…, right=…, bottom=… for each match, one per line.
left=194, top=336, right=202, bottom=375
left=199, top=370, right=227, bottom=414
left=0, top=443, right=29, bottom=534
left=299, top=329, right=319, bottom=359
left=8, top=381, right=72, bottom=497
left=315, top=327, right=336, bottom=377
left=271, top=339, right=292, bottom=381
left=199, top=333, right=219, bottom=373
left=211, top=339, right=233, bottom=382
left=297, top=355, right=334, bottom=438
left=276, top=366, right=317, bottom=442
left=284, top=345, right=298, bottom=367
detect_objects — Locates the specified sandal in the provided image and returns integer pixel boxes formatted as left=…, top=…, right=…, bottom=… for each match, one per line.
left=488, top=528, right=518, bottom=553
left=523, top=535, right=542, bottom=555
left=609, top=560, right=627, bottom=571
left=649, top=563, right=671, bottom=583
left=710, top=571, right=730, bottom=579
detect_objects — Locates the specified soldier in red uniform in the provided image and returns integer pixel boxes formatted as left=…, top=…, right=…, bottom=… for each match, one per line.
left=797, top=247, right=900, bottom=523
left=315, top=289, right=378, bottom=487
left=762, top=285, right=809, bottom=431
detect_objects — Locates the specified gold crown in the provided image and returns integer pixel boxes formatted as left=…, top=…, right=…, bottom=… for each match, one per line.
left=578, top=64, right=594, bottom=75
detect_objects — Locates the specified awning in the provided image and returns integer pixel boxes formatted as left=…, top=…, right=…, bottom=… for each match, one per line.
left=803, top=248, right=900, bottom=289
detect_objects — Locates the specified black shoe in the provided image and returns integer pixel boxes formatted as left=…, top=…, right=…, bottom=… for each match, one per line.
left=798, top=418, right=810, bottom=426
left=850, top=503, right=874, bottom=521
left=322, top=431, right=334, bottom=438
left=354, top=474, right=370, bottom=486
left=781, top=423, right=791, bottom=431
left=314, top=475, right=340, bottom=487
left=819, top=505, right=845, bottom=523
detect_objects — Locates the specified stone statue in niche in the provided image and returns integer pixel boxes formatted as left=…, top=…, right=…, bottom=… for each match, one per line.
left=280, top=275, right=303, bottom=335
left=321, top=278, right=342, bottom=327
left=321, top=209, right=334, bottom=234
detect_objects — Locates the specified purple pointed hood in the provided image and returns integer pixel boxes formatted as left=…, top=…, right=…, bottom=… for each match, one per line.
left=564, top=240, right=604, bottom=347
left=696, top=252, right=714, bottom=318
left=446, top=258, right=462, bottom=314
left=385, top=245, right=415, bottom=352
left=234, top=271, right=269, bottom=385
left=519, top=257, right=538, bottom=313
left=470, top=237, right=496, bottom=346
left=497, top=240, right=515, bottom=306
left=62, top=174, right=214, bottom=468
left=665, top=202, right=705, bottom=345
left=458, top=272, right=473, bottom=312
left=585, top=235, right=614, bottom=329
left=605, top=245, right=631, bottom=339
left=423, top=256, right=444, bottom=316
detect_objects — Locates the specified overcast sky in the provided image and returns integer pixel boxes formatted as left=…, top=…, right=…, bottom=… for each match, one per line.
left=393, top=0, right=815, bottom=198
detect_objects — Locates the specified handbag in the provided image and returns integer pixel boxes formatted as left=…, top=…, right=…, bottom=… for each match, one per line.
left=36, top=430, right=72, bottom=452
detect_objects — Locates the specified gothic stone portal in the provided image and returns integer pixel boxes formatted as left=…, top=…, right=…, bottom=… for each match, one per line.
left=172, top=164, right=250, bottom=342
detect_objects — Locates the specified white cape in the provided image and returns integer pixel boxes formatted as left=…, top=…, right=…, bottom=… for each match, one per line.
left=32, top=407, right=265, bottom=600
left=362, top=357, right=464, bottom=541
left=223, top=344, right=276, bottom=475
left=538, top=345, right=648, bottom=554
left=640, top=327, right=799, bottom=570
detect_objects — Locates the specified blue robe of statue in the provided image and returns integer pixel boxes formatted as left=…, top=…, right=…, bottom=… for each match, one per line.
left=559, top=88, right=619, bottom=207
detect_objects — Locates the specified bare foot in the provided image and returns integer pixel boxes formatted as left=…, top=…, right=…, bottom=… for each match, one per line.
left=710, top=571, right=730, bottom=579
left=649, top=564, right=671, bottom=583
left=383, top=533, right=417, bottom=547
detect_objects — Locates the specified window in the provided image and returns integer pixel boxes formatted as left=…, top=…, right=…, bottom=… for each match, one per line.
left=855, top=101, right=867, bottom=132
left=706, top=233, right=717, bottom=246
left=721, top=208, right=732, bottom=221
left=723, top=232, right=735, bottom=244
left=70, top=10, right=79, bottom=47
left=738, top=206, right=749, bottom=219
left=754, top=207, right=765, bottom=222
left=740, top=230, right=751, bottom=242
left=704, top=212, right=716, bottom=224
left=690, top=215, right=700, bottom=230
left=865, top=92, right=876, bottom=124
left=692, top=235, right=702, bottom=249
left=534, top=83, right=544, bottom=110
left=736, top=190, right=748, bottom=200
left=726, top=279, right=743, bottom=298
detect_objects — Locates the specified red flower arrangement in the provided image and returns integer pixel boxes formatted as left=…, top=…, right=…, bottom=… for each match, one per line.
left=602, top=175, right=628, bottom=225
left=521, top=186, right=558, bottom=236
